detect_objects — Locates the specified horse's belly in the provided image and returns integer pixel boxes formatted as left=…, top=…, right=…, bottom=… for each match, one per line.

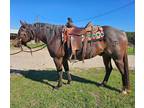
left=75, top=45, right=102, bottom=60
left=85, top=41, right=105, bottom=57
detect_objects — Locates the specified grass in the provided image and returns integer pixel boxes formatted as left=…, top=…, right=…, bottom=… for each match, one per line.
left=27, top=42, right=45, bottom=48
left=127, top=47, right=135, bottom=55
left=11, top=68, right=135, bottom=108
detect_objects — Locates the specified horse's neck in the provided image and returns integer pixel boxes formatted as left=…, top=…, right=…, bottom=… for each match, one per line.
left=34, top=26, right=62, bottom=45
left=34, top=26, right=47, bottom=44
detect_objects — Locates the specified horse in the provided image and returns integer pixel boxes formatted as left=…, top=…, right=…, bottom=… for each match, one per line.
left=13, top=21, right=130, bottom=94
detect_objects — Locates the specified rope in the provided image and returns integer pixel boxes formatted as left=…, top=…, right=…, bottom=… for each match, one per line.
left=27, top=43, right=46, bottom=49
left=23, top=44, right=46, bottom=53
left=10, top=44, right=47, bottom=55
left=10, top=50, right=22, bottom=55
left=75, top=1, right=135, bottom=23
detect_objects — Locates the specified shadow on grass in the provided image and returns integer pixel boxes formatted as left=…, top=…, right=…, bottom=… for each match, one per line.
left=10, top=69, right=121, bottom=93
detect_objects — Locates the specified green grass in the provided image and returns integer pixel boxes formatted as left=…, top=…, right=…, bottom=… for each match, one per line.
left=27, top=42, right=45, bottom=48
left=127, top=47, right=135, bottom=55
left=11, top=68, right=135, bottom=108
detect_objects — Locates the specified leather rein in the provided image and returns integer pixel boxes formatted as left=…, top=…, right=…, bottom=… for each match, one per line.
left=10, top=43, right=47, bottom=55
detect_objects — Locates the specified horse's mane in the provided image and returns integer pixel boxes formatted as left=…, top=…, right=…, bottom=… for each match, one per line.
left=33, top=23, right=64, bottom=38
left=33, top=22, right=64, bottom=28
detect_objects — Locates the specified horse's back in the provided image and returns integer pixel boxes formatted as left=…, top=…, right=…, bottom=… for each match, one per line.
left=102, top=26, right=127, bottom=39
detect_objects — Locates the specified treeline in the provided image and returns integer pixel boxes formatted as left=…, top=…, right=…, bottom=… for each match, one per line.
left=126, top=32, right=135, bottom=45
left=10, top=33, right=17, bottom=40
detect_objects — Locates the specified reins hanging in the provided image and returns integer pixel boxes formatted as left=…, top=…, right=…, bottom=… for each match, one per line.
left=10, top=44, right=47, bottom=55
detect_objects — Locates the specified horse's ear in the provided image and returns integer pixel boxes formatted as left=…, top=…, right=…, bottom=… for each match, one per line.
left=24, top=21, right=28, bottom=25
left=20, top=20, right=25, bottom=26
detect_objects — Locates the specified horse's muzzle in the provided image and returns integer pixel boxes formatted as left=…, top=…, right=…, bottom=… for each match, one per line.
left=12, top=38, right=22, bottom=47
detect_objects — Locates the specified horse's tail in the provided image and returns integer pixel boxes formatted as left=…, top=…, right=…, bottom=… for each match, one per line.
left=122, top=31, right=130, bottom=89
left=123, top=48, right=130, bottom=90
left=123, top=51, right=129, bottom=74
left=123, top=31, right=129, bottom=73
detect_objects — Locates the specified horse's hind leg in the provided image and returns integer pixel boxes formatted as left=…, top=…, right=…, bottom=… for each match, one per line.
left=53, top=57, right=63, bottom=88
left=63, top=59, right=72, bottom=84
left=114, top=58, right=130, bottom=94
left=101, top=54, right=113, bottom=86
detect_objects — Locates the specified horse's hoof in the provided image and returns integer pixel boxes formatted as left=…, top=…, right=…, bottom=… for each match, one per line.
left=100, top=83, right=105, bottom=87
left=99, top=82, right=107, bottom=87
left=67, top=81, right=71, bottom=85
left=63, top=82, right=67, bottom=85
left=53, top=84, right=62, bottom=90
left=121, top=90, right=128, bottom=95
left=121, top=89, right=131, bottom=95
left=121, top=88, right=131, bottom=94
left=53, top=86, right=59, bottom=90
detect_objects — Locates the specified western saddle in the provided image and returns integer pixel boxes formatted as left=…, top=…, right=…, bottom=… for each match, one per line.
left=62, top=21, right=104, bottom=62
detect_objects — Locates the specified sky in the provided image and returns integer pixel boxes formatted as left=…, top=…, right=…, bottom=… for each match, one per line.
left=10, top=0, right=135, bottom=31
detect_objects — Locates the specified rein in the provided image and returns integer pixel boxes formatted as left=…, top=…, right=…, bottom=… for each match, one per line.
left=10, top=44, right=47, bottom=55
left=10, top=50, right=23, bottom=55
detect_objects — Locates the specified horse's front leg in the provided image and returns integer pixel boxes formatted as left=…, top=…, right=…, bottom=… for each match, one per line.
left=53, top=57, right=63, bottom=88
left=63, top=58, right=72, bottom=84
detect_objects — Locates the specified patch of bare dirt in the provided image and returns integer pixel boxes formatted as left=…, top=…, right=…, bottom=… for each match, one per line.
left=10, top=48, right=135, bottom=70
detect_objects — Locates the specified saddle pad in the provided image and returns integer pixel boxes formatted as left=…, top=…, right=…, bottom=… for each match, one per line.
left=85, top=26, right=104, bottom=41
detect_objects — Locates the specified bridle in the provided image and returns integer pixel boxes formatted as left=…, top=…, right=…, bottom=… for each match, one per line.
left=10, top=25, right=47, bottom=55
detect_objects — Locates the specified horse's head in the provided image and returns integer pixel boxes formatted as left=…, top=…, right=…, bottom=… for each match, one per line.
left=18, top=21, right=34, bottom=45
left=13, top=21, right=34, bottom=48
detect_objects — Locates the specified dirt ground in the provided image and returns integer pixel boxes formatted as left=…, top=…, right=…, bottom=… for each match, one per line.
left=10, top=48, right=135, bottom=70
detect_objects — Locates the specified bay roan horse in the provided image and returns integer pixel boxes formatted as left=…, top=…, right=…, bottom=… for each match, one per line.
left=15, top=21, right=130, bottom=94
